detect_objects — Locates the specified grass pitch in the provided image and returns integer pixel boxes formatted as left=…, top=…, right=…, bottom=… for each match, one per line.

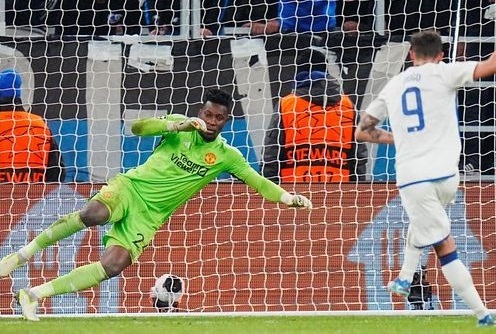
left=0, top=315, right=492, bottom=334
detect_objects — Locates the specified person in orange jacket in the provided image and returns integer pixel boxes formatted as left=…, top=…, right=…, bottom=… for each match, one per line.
left=262, top=51, right=367, bottom=183
left=0, top=69, right=65, bottom=183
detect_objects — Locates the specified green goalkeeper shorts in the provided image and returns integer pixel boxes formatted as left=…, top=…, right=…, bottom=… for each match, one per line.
left=92, top=175, right=162, bottom=262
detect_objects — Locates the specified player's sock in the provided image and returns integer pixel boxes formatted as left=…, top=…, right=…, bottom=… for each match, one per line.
left=441, top=252, right=488, bottom=319
left=398, top=243, right=422, bottom=281
left=19, top=212, right=86, bottom=259
left=30, top=262, right=109, bottom=299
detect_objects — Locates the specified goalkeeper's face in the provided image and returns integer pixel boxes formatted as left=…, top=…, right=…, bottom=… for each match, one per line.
left=198, top=101, right=229, bottom=141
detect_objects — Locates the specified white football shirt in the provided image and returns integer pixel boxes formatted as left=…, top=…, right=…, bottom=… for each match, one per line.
left=366, top=61, right=478, bottom=187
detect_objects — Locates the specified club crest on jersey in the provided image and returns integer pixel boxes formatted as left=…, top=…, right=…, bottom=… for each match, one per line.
left=204, top=152, right=216, bottom=165
left=102, top=191, right=114, bottom=199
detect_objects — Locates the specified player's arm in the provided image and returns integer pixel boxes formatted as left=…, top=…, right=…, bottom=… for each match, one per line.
left=229, top=155, right=312, bottom=209
left=131, top=114, right=207, bottom=136
left=355, top=112, right=394, bottom=144
left=473, top=51, right=496, bottom=80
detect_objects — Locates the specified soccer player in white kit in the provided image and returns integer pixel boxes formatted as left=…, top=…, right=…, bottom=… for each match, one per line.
left=355, top=30, right=496, bottom=327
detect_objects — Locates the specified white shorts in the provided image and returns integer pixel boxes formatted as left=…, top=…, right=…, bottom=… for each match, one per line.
left=399, top=174, right=459, bottom=248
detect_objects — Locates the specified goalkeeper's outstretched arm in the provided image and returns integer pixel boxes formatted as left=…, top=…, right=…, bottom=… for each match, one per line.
left=231, top=160, right=312, bottom=210
left=252, top=172, right=312, bottom=209
left=131, top=115, right=207, bottom=136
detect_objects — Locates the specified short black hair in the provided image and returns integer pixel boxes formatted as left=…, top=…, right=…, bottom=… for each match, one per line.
left=296, top=48, right=327, bottom=74
left=410, top=30, right=443, bottom=59
left=203, top=88, right=232, bottom=112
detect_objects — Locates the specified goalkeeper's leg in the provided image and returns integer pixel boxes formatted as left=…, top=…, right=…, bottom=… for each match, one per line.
left=18, top=245, right=131, bottom=321
left=0, top=201, right=110, bottom=277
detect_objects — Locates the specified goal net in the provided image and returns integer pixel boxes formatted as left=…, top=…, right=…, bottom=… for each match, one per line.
left=0, top=0, right=494, bottom=315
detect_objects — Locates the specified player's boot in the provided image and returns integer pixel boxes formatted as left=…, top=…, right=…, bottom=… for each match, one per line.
left=387, top=278, right=411, bottom=298
left=15, top=289, right=39, bottom=321
left=478, top=314, right=495, bottom=327
left=0, top=252, right=27, bottom=277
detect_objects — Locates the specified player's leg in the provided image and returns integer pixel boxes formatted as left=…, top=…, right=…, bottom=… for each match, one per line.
left=387, top=228, right=423, bottom=297
left=17, top=182, right=158, bottom=321
left=17, top=245, right=131, bottom=321
left=15, top=178, right=159, bottom=321
left=435, top=236, right=493, bottom=326
left=0, top=201, right=109, bottom=277
left=17, top=218, right=150, bottom=321
left=387, top=183, right=431, bottom=297
left=433, top=176, right=492, bottom=326
left=0, top=177, right=126, bottom=277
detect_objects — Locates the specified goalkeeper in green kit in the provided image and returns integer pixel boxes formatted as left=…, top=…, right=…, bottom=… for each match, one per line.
left=0, top=88, right=312, bottom=321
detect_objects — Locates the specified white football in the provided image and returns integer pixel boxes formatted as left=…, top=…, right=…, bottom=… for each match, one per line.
left=150, top=274, right=184, bottom=311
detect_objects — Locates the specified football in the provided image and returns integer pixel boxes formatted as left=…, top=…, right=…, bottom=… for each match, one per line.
left=150, top=274, right=184, bottom=312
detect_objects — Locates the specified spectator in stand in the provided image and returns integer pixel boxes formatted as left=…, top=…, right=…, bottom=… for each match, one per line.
left=54, top=0, right=180, bottom=36
left=199, top=0, right=365, bottom=38
left=278, top=0, right=362, bottom=37
left=200, top=0, right=280, bottom=37
left=0, top=69, right=65, bottom=183
left=108, top=0, right=180, bottom=36
left=279, top=0, right=337, bottom=34
left=262, top=49, right=367, bottom=183
left=107, top=0, right=144, bottom=35
left=338, top=0, right=375, bottom=33
left=147, top=0, right=181, bottom=35
left=277, top=1, right=382, bottom=110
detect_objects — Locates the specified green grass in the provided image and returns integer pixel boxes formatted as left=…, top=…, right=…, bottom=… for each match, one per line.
left=0, top=315, right=492, bottom=334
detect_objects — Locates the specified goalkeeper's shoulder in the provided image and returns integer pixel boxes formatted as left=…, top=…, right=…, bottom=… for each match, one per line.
left=220, top=139, right=245, bottom=158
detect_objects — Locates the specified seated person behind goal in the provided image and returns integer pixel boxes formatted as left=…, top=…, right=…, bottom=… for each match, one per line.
left=262, top=66, right=366, bottom=183
left=279, top=0, right=361, bottom=37
left=200, top=0, right=279, bottom=37
left=108, top=0, right=181, bottom=36
left=0, top=69, right=65, bottom=183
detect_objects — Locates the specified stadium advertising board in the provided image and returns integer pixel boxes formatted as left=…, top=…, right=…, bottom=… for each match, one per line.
left=0, top=183, right=494, bottom=314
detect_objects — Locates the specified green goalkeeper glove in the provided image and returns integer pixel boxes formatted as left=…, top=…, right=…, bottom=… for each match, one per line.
left=280, top=193, right=313, bottom=209
left=166, top=117, right=207, bottom=132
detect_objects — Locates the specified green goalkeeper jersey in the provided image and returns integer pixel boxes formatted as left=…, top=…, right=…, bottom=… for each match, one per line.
left=121, top=114, right=286, bottom=219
